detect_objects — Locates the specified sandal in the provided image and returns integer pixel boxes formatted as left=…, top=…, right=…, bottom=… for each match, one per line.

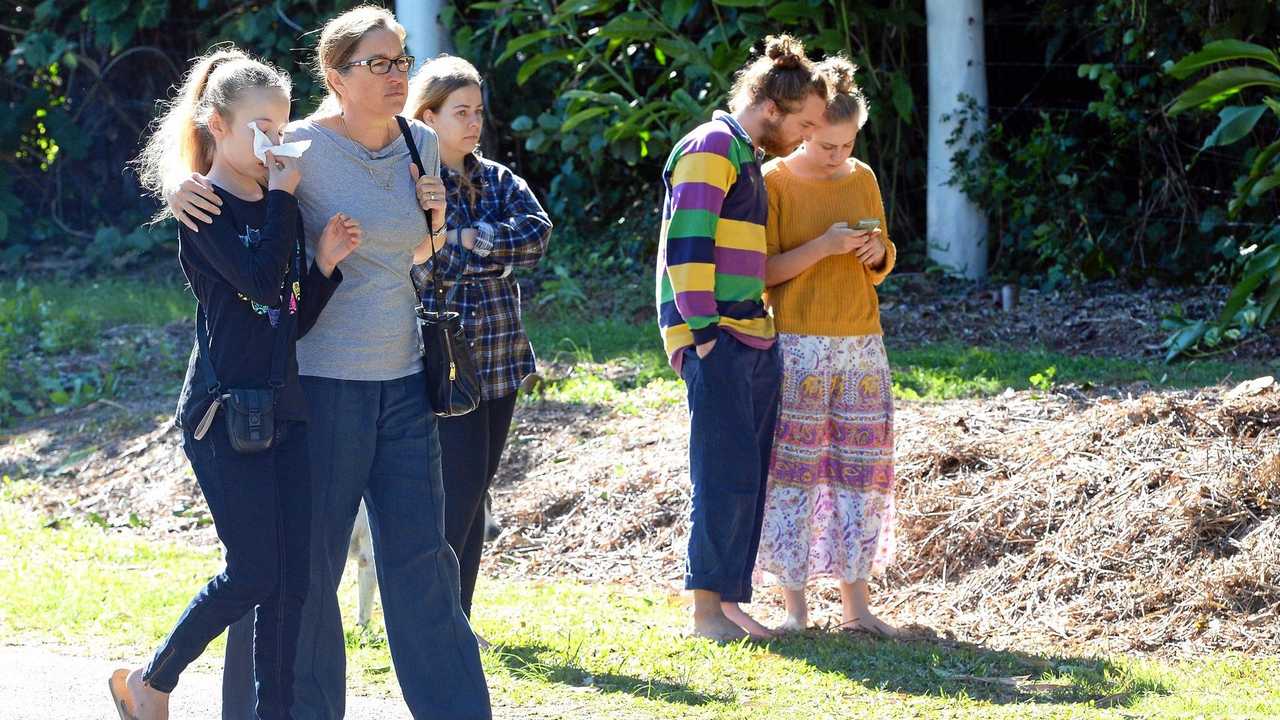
left=108, top=669, right=140, bottom=720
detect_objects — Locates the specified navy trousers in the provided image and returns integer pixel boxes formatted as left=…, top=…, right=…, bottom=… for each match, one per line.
left=679, top=331, right=781, bottom=603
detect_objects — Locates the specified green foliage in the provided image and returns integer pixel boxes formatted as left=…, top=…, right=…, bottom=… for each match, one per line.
left=1162, top=37, right=1280, bottom=361
left=0, top=278, right=191, bottom=427
left=535, top=264, right=589, bottom=310
left=1168, top=40, right=1280, bottom=213
left=947, top=100, right=1122, bottom=287
left=946, top=0, right=1280, bottom=290
left=0, top=1, right=360, bottom=274
left=0, top=281, right=103, bottom=424
left=448, top=0, right=926, bottom=265
left=1028, top=365, right=1057, bottom=392
left=6, top=0, right=1280, bottom=295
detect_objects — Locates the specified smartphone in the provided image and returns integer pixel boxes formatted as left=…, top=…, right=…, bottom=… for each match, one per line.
left=854, top=218, right=881, bottom=231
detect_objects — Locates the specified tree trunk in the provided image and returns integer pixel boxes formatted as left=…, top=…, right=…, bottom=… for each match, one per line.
left=397, top=0, right=449, bottom=65
left=926, top=0, right=989, bottom=280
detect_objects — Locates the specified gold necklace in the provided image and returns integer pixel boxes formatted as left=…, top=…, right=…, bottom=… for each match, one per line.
left=339, top=113, right=395, bottom=191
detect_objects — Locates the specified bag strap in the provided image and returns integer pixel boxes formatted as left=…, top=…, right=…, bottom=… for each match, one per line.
left=396, top=115, right=446, bottom=309
left=266, top=233, right=304, bottom=390
left=266, top=300, right=290, bottom=391
left=195, top=240, right=297, bottom=393
left=195, top=306, right=222, bottom=397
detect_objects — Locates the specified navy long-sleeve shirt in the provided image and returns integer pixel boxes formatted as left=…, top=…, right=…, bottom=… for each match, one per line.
left=175, top=186, right=342, bottom=428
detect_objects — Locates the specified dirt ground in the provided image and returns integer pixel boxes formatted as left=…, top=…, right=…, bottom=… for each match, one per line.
left=3, top=282, right=1277, bottom=658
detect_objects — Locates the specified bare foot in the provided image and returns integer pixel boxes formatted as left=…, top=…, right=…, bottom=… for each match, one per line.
left=774, top=614, right=808, bottom=634
left=691, top=610, right=749, bottom=643
left=837, top=612, right=899, bottom=638
left=721, top=602, right=777, bottom=640
left=109, top=668, right=169, bottom=720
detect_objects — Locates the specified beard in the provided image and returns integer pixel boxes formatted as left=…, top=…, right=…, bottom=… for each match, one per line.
left=757, top=115, right=802, bottom=157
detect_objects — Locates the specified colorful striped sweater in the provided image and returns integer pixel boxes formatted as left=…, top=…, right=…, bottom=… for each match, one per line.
left=655, top=111, right=775, bottom=372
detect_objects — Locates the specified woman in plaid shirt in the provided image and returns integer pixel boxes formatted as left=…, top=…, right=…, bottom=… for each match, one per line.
left=407, top=56, right=553, bottom=632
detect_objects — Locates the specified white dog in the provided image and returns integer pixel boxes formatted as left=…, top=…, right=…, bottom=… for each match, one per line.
left=348, top=500, right=378, bottom=628
left=349, top=492, right=501, bottom=627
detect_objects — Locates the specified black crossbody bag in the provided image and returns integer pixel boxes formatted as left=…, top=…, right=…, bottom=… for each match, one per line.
left=190, top=304, right=291, bottom=454
left=396, top=115, right=482, bottom=417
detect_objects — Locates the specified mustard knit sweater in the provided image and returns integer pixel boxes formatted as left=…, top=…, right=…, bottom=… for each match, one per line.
left=763, top=158, right=896, bottom=337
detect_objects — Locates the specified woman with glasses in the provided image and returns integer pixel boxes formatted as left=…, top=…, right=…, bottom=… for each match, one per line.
left=166, top=6, right=491, bottom=719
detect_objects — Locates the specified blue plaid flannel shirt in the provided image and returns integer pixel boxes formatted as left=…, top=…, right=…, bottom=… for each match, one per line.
left=412, top=156, right=552, bottom=400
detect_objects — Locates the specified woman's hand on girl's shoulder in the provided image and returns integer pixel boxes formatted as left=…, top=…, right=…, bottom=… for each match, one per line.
left=167, top=173, right=221, bottom=231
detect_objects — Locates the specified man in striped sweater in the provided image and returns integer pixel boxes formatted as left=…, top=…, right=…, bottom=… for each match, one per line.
left=656, top=35, right=828, bottom=642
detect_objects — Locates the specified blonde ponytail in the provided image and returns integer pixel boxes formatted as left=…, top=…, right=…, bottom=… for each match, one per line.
left=133, top=46, right=291, bottom=218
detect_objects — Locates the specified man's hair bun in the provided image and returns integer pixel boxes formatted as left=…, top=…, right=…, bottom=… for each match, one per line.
left=764, top=35, right=806, bottom=70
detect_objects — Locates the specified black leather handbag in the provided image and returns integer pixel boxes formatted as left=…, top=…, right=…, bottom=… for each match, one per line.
left=191, top=307, right=288, bottom=454
left=397, top=115, right=481, bottom=417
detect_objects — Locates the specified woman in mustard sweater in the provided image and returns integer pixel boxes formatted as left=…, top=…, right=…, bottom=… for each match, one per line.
left=756, top=57, right=898, bottom=637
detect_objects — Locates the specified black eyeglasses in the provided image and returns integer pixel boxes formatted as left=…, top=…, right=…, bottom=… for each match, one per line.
left=342, top=54, right=415, bottom=75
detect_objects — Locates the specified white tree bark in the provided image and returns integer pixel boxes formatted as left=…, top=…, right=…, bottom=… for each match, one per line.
left=926, top=0, right=989, bottom=280
left=397, top=0, right=449, bottom=65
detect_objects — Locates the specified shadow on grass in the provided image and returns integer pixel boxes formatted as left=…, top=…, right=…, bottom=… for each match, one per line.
left=766, top=630, right=1169, bottom=707
left=494, top=641, right=730, bottom=707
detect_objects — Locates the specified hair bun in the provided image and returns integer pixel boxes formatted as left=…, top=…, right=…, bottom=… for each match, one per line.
left=819, top=56, right=858, bottom=95
left=764, top=34, right=806, bottom=70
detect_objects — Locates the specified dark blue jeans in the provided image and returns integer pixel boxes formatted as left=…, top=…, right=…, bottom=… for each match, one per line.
left=680, top=331, right=781, bottom=604
left=439, top=391, right=519, bottom=618
left=145, top=421, right=310, bottom=720
left=222, top=372, right=491, bottom=720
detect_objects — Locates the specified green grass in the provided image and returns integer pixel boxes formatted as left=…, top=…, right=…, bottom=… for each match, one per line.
left=0, top=277, right=192, bottom=331
left=0, top=481, right=224, bottom=651
left=525, top=314, right=669, bottom=384
left=1, top=496, right=1277, bottom=718
left=888, top=342, right=1278, bottom=400
left=523, top=313, right=1276, bottom=409
left=4, top=279, right=1275, bottom=426
left=0, top=278, right=193, bottom=426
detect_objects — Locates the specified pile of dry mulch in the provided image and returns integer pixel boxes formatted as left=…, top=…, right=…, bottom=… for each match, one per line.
left=881, top=377, right=1280, bottom=654
left=2, top=400, right=206, bottom=538
left=488, top=377, right=1280, bottom=655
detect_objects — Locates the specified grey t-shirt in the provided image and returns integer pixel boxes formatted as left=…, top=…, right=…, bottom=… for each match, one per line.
left=284, top=117, right=439, bottom=381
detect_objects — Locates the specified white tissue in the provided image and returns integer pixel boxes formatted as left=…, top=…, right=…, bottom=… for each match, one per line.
left=249, top=121, right=311, bottom=164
